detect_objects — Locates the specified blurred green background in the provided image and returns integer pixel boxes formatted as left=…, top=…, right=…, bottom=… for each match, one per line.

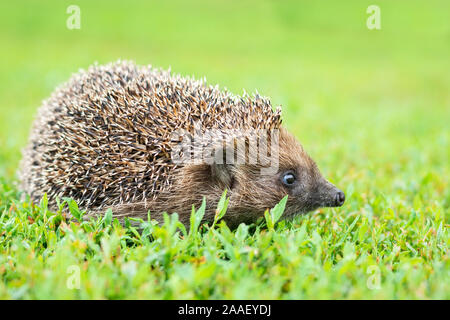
left=0, top=0, right=448, bottom=299
left=0, top=0, right=450, bottom=189
left=1, top=0, right=448, bottom=184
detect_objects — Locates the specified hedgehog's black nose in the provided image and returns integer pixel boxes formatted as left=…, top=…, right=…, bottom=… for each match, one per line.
left=335, top=191, right=345, bottom=207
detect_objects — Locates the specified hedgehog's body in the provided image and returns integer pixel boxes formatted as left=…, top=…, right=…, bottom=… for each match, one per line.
left=20, top=61, right=344, bottom=228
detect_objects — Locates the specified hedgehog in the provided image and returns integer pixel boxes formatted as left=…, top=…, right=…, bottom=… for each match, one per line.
left=19, top=60, right=345, bottom=228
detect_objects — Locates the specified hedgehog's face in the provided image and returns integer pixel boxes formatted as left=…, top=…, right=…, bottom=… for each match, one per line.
left=274, top=164, right=345, bottom=218
left=211, top=128, right=345, bottom=223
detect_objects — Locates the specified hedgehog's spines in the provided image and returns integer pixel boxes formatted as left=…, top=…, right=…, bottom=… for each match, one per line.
left=20, top=60, right=283, bottom=211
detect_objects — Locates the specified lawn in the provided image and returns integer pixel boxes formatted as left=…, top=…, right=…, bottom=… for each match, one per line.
left=0, top=0, right=448, bottom=299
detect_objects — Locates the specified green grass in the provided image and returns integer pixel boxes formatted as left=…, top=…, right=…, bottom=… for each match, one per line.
left=0, top=0, right=448, bottom=299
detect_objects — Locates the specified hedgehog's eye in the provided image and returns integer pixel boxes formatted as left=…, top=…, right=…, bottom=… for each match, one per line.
left=281, top=171, right=296, bottom=186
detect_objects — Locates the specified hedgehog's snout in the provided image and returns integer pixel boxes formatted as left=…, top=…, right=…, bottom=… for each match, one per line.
left=321, top=188, right=345, bottom=208
left=334, top=190, right=345, bottom=207
left=315, top=178, right=345, bottom=208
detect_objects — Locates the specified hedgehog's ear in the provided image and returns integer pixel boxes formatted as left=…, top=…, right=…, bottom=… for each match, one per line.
left=211, top=163, right=235, bottom=189
left=208, top=141, right=236, bottom=189
left=205, top=133, right=245, bottom=189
